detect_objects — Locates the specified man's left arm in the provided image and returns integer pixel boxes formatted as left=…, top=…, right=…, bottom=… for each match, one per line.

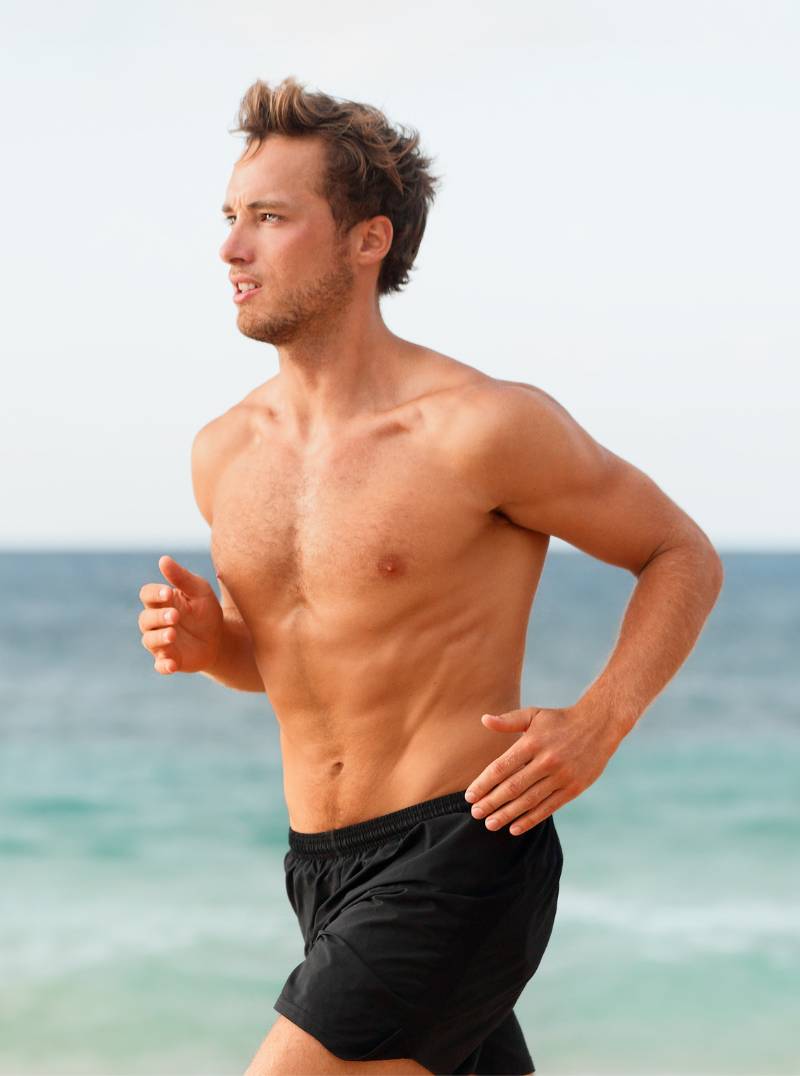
left=462, top=382, right=725, bottom=835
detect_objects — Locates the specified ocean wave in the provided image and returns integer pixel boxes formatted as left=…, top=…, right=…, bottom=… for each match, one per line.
left=557, top=889, right=800, bottom=956
left=0, top=904, right=290, bottom=984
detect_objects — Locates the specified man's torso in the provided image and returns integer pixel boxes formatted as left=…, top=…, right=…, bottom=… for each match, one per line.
left=206, top=350, right=550, bottom=830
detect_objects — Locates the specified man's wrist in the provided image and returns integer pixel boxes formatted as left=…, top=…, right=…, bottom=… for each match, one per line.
left=571, top=684, right=640, bottom=747
left=199, top=616, right=263, bottom=692
left=200, top=617, right=237, bottom=680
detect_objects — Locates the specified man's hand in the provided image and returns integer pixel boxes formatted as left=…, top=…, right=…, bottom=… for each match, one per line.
left=138, top=554, right=224, bottom=675
left=464, top=705, right=621, bottom=835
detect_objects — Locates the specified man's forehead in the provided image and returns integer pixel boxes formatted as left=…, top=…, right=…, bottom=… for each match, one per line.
left=224, top=134, right=327, bottom=205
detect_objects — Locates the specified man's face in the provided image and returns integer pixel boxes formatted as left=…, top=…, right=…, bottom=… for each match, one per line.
left=219, top=134, right=355, bottom=345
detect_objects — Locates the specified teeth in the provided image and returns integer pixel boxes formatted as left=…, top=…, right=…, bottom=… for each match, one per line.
left=237, top=282, right=258, bottom=291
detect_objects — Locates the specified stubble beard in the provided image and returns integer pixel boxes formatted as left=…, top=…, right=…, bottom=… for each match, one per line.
left=236, top=248, right=356, bottom=347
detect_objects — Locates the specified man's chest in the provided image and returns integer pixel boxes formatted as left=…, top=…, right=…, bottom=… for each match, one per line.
left=209, top=429, right=489, bottom=613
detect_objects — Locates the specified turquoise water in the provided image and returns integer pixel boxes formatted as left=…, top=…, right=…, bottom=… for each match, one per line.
left=0, top=551, right=797, bottom=1075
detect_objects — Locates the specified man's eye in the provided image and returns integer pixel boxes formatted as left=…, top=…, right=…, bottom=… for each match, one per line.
left=222, top=212, right=280, bottom=226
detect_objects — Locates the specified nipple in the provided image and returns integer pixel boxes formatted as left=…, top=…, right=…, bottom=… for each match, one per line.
left=377, top=554, right=405, bottom=578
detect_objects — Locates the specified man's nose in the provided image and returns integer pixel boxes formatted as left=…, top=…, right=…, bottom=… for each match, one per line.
left=219, top=225, right=252, bottom=264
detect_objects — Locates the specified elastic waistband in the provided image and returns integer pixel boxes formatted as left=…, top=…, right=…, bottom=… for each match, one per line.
left=288, top=789, right=472, bottom=856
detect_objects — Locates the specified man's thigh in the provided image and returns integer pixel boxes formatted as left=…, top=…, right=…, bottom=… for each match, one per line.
left=243, top=1013, right=433, bottom=1075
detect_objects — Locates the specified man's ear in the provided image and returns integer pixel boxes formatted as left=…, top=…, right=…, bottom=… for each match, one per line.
left=355, top=215, right=393, bottom=266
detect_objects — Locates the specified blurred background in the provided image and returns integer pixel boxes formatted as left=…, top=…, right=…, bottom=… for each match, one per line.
left=1, top=0, right=797, bottom=1073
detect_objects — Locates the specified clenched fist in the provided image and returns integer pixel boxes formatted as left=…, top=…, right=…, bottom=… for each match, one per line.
left=138, top=554, right=224, bottom=675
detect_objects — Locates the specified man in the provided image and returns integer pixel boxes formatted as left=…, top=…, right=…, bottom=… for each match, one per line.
left=137, top=77, right=723, bottom=1076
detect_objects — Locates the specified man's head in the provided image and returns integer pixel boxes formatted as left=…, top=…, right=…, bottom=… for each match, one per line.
left=219, top=77, right=440, bottom=345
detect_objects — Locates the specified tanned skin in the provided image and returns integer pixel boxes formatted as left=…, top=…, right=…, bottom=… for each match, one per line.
left=137, top=132, right=723, bottom=1076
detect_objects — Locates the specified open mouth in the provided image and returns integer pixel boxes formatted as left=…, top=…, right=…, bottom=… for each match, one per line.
left=233, top=284, right=262, bottom=304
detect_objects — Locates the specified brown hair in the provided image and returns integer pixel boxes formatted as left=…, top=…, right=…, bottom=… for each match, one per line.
left=230, top=77, right=441, bottom=297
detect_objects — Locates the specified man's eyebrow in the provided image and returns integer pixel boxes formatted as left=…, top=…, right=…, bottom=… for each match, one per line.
left=220, top=198, right=292, bottom=214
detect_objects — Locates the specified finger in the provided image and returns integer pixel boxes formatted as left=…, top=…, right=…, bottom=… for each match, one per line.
left=478, top=776, right=560, bottom=831
left=464, top=741, right=536, bottom=805
left=468, top=758, right=546, bottom=819
left=505, top=789, right=567, bottom=836
left=480, top=707, right=535, bottom=734
left=138, top=606, right=180, bottom=632
left=139, top=582, right=175, bottom=607
left=151, top=640, right=179, bottom=673
left=154, top=655, right=178, bottom=675
left=158, top=554, right=213, bottom=598
left=141, top=625, right=178, bottom=652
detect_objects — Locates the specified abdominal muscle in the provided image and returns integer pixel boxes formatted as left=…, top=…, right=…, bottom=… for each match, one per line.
left=280, top=714, right=526, bottom=833
left=260, top=605, right=531, bottom=833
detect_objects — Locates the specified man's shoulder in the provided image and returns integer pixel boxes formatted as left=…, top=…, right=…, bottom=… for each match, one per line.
left=419, top=357, right=561, bottom=452
left=458, top=374, right=560, bottom=421
left=191, top=386, right=274, bottom=524
left=412, top=356, right=573, bottom=511
left=191, top=404, right=246, bottom=463
left=193, top=377, right=279, bottom=452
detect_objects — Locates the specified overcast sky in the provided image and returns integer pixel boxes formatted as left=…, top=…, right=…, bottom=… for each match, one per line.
left=2, top=0, right=797, bottom=551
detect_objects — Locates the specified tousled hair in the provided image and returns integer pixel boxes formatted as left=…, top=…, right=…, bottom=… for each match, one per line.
left=230, top=77, right=441, bottom=297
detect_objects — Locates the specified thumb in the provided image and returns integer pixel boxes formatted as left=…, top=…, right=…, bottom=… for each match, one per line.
left=481, top=708, right=534, bottom=733
left=158, top=554, right=213, bottom=598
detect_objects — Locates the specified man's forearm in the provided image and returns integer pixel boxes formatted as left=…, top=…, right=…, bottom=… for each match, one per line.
left=573, top=540, right=724, bottom=743
left=199, top=615, right=265, bottom=693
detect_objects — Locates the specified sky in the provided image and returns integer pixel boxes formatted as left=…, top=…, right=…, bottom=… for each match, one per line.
left=1, top=0, right=797, bottom=551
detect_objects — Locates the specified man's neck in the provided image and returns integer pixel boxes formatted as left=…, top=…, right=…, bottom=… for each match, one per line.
left=272, top=304, right=413, bottom=438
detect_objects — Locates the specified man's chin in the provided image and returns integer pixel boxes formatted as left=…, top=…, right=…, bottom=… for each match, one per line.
left=236, top=310, right=296, bottom=346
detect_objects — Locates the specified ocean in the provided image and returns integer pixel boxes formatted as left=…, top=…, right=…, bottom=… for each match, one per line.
left=1, top=551, right=797, bottom=1075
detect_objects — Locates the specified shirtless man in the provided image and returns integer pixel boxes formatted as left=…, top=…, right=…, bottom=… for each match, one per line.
left=137, top=78, right=724, bottom=1076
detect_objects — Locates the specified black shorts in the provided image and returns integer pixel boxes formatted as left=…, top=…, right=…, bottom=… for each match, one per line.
left=273, top=788, right=563, bottom=1075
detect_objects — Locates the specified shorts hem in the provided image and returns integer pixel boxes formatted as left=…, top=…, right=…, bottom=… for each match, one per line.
left=273, top=993, right=533, bottom=1074
left=273, top=994, right=415, bottom=1066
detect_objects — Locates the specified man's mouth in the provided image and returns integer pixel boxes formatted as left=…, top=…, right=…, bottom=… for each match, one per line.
left=233, top=283, right=262, bottom=304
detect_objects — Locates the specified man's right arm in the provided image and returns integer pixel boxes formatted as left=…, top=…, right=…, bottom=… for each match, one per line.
left=191, top=421, right=265, bottom=694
